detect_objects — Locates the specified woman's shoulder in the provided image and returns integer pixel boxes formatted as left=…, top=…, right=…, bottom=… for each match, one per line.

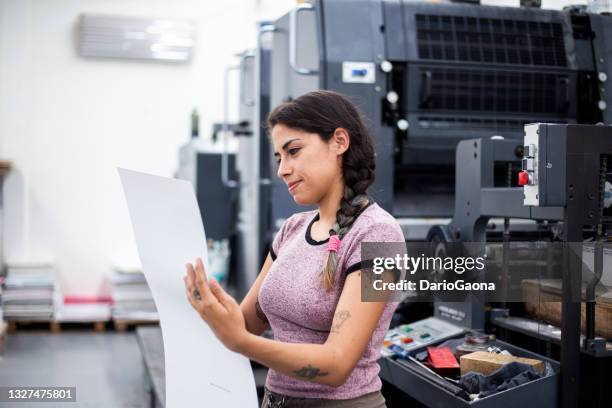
left=349, top=203, right=404, bottom=241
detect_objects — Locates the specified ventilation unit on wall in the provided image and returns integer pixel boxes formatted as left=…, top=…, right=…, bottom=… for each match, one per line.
left=78, top=14, right=196, bottom=62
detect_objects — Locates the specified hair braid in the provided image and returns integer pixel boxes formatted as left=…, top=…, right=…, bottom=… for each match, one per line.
left=322, top=171, right=372, bottom=290
left=320, top=112, right=376, bottom=289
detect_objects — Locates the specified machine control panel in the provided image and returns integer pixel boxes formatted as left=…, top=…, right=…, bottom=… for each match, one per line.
left=522, top=123, right=567, bottom=207
left=382, top=317, right=465, bottom=356
left=521, top=125, right=539, bottom=198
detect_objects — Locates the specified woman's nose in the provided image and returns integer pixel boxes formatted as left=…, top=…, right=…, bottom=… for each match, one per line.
left=277, top=158, right=291, bottom=179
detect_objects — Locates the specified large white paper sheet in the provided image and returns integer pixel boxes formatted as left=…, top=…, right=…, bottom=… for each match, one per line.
left=118, top=168, right=257, bottom=408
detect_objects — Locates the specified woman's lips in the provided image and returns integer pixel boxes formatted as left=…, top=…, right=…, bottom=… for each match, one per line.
left=288, top=180, right=302, bottom=193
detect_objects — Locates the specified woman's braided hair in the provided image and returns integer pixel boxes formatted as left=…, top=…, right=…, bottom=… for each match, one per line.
left=267, top=90, right=376, bottom=290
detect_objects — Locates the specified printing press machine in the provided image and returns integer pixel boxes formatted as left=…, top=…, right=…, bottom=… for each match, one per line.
left=379, top=124, right=612, bottom=408
left=178, top=1, right=612, bottom=405
left=203, top=0, right=612, bottom=298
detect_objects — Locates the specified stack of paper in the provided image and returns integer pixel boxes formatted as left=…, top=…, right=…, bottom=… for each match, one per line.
left=55, top=296, right=112, bottom=322
left=111, top=268, right=158, bottom=321
left=2, top=260, right=57, bottom=320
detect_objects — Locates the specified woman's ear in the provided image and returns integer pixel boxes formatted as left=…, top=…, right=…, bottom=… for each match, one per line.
left=331, top=128, right=350, bottom=155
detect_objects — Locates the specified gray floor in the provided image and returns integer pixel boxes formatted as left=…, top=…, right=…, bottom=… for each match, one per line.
left=0, top=332, right=149, bottom=408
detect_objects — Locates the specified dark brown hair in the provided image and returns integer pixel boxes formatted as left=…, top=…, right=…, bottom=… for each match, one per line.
left=267, top=90, right=376, bottom=290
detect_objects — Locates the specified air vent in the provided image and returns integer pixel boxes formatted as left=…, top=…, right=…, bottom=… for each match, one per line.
left=78, top=14, right=196, bottom=62
left=420, top=68, right=570, bottom=115
left=415, top=14, right=567, bottom=67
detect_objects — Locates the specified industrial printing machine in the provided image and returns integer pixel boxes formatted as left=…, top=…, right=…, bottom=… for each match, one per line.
left=176, top=1, right=612, bottom=406
left=183, top=0, right=612, bottom=296
left=379, top=124, right=612, bottom=407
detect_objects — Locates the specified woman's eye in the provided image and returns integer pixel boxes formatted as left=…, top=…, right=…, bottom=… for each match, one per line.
left=288, top=148, right=300, bottom=155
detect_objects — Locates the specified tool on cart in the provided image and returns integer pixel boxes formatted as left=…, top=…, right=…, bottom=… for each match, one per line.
left=426, top=346, right=460, bottom=374
left=460, top=351, right=544, bottom=376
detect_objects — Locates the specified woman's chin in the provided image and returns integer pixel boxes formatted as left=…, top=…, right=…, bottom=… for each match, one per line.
left=292, top=194, right=314, bottom=206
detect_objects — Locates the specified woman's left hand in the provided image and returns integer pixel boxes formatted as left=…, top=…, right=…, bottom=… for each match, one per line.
left=183, top=258, right=248, bottom=353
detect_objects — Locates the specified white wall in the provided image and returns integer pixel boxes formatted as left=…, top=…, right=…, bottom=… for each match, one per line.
left=0, top=0, right=597, bottom=297
left=0, top=0, right=293, bottom=296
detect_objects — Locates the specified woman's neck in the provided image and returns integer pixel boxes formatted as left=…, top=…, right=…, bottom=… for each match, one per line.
left=317, top=178, right=344, bottom=225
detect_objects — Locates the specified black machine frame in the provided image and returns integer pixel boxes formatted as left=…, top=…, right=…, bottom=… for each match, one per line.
left=415, top=124, right=612, bottom=408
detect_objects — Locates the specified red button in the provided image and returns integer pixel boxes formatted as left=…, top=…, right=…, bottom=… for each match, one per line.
left=402, top=337, right=413, bottom=344
left=518, top=171, right=529, bottom=186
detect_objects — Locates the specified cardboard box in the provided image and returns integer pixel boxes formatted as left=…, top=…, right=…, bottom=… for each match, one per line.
left=522, top=279, right=612, bottom=340
left=460, top=351, right=544, bottom=376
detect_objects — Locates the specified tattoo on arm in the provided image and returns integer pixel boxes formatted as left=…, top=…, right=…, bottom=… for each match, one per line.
left=255, top=300, right=269, bottom=325
left=293, top=364, right=329, bottom=379
left=330, top=310, right=351, bottom=334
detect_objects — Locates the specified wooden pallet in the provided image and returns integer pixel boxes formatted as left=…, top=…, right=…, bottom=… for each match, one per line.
left=52, top=321, right=107, bottom=332
left=8, top=320, right=54, bottom=332
left=0, top=321, right=8, bottom=350
left=113, top=319, right=159, bottom=333
left=7, top=320, right=107, bottom=333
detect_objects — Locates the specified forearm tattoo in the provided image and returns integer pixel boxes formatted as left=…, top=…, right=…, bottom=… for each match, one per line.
left=255, top=300, right=269, bottom=325
left=330, top=310, right=351, bottom=334
left=293, top=364, right=329, bottom=379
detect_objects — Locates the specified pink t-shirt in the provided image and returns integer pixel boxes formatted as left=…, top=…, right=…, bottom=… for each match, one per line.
left=258, top=202, right=405, bottom=399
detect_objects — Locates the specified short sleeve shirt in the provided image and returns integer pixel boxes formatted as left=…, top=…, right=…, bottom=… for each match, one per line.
left=258, top=202, right=405, bottom=399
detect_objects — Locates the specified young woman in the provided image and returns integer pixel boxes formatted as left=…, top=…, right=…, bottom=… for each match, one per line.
left=184, top=90, right=404, bottom=407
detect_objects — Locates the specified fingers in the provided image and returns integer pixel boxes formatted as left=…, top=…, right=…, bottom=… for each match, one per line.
left=184, top=265, right=199, bottom=302
left=184, top=276, right=200, bottom=311
left=186, top=262, right=196, bottom=287
left=194, top=258, right=208, bottom=286
left=194, top=258, right=215, bottom=301
left=209, top=278, right=234, bottom=309
left=185, top=258, right=223, bottom=315
left=184, top=264, right=202, bottom=301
